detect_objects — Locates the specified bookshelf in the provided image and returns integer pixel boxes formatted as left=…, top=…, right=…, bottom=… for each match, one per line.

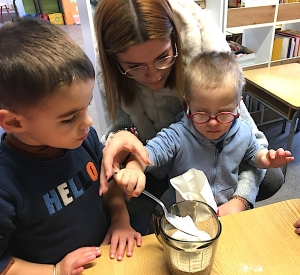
left=206, top=0, right=300, bottom=69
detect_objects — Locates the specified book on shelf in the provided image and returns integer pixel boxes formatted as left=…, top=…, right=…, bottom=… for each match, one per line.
left=280, top=0, right=300, bottom=3
left=275, top=29, right=300, bottom=58
left=271, top=34, right=290, bottom=60
left=287, top=37, right=295, bottom=58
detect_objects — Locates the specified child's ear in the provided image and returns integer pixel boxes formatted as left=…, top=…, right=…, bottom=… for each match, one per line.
left=0, top=109, right=25, bottom=132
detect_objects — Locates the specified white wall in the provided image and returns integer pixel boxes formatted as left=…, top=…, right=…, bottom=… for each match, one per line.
left=77, top=0, right=107, bottom=136
left=6, top=0, right=26, bottom=17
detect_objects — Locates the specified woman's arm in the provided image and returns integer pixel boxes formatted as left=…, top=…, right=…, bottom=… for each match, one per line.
left=233, top=101, right=268, bottom=206
left=239, top=100, right=268, bottom=148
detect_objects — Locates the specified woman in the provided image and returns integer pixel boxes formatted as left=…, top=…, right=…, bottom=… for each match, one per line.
left=94, top=0, right=283, bottom=234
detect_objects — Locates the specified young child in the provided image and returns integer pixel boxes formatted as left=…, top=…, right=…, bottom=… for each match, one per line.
left=0, top=18, right=142, bottom=275
left=115, top=51, right=294, bottom=216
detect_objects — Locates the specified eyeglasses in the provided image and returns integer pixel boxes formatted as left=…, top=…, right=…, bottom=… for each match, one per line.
left=186, top=104, right=240, bottom=124
left=117, top=42, right=178, bottom=78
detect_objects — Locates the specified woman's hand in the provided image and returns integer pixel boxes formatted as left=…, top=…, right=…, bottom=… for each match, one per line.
left=56, top=247, right=101, bottom=275
left=217, top=198, right=247, bottom=216
left=101, top=221, right=142, bottom=261
left=100, top=131, right=151, bottom=195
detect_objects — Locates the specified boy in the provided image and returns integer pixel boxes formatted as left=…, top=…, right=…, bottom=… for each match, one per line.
left=0, top=18, right=141, bottom=275
left=115, top=51, right=294, bottom=216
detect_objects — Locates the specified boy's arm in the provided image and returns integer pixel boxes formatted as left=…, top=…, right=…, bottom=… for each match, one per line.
left=255, top=148, right=294, bottom=168
left=2, top=258, right=53, bottom=275
left=102, top=179, right=142, bottom=261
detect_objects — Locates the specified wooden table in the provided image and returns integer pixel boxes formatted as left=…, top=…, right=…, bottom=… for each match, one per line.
left=243, top=63, right=300, bottom=176
left=83, top=199, right=300, bottom=275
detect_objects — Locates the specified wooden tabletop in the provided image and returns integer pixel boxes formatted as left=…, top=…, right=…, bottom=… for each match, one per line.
left=244, top=63, right=300, bottom=109
left=83, top=199, right=300, bottom=275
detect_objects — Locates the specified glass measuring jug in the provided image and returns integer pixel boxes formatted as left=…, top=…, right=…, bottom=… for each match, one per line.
left=153, top=200, right=222, bottom=275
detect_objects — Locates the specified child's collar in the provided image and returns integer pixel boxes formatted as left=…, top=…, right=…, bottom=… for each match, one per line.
left=3, top=133, right=66, bottom=159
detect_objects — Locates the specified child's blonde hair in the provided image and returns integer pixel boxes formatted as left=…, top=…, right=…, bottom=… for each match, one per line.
left=184, top=51, right=245, bottom=105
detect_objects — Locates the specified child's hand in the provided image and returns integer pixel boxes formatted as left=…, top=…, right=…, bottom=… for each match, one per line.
left=100, top=131, right=151, bottom=195
left=56, top=246, right=101, bottom=275
left=262, top=148, right=294, bottom=168
left=101, top=221, right=142, bottom=261
left=114, top=168, right=146, bottom=198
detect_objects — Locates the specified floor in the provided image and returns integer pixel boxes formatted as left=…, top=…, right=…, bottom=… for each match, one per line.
left=2, top=22, right=298, bottom=208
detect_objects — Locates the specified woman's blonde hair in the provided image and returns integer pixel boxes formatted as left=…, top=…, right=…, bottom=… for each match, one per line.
left=94, top=0, right=184, bottom=121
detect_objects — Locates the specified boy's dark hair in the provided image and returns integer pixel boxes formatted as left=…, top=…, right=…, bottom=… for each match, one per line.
left=0, top=18, right=95, bottom=114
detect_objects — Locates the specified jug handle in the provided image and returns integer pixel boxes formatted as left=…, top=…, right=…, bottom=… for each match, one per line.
left=152, top=209, right=163, bottom=245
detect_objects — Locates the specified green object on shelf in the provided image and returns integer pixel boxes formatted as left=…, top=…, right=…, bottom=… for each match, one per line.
left=22, top=0, right=60, bottom=15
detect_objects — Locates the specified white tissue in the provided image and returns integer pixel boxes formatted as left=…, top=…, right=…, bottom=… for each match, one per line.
left=170, top=168, right=218, bottom=212
left=171, top=215, right=211, bottom=242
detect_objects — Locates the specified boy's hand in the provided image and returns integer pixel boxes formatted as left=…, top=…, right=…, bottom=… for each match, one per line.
left=262, top=148, right=294, bottom=168
left=56, top=246, right=101, bottom=275
left=114, top=168, right=146, bottom=198
left=101, top=222, right=142, bottom=261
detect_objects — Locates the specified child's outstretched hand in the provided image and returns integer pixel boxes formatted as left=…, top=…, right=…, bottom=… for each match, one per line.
left=261, top=148, right=294, bottom=168
left=114, top=168, right=146, bottom=198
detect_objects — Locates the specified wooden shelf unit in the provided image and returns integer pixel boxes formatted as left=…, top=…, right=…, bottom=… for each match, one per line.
left=277, top=2, right=300, bottom=22
left=206, top=0, right=300, bottom=68
left=227, top=5, right=275, bottom=28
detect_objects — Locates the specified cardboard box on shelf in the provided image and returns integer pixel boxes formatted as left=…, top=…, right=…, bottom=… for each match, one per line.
left=61, top=0, right=80, bottom=25
left=49, top=13, right=64, bottom=25
left=228, top=41, right=256, bottom=67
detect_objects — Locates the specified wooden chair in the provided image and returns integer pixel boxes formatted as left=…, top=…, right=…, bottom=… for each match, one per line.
left=0, top=2, right=12, bottom=24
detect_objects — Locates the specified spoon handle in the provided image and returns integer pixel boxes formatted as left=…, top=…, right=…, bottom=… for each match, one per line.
left=142, top=190, right=168, bottom=213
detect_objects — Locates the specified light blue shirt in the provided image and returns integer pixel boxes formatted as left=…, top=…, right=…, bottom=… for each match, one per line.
left=0, top=127, right=4, bottom=140
left=145, top=112, right=262, bottom=206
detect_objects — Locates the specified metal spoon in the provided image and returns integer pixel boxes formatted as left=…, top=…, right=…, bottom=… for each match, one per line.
left=142, top=190, right=199, bottom=237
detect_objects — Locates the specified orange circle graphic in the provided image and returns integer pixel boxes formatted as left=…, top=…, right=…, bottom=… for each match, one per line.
left=86, top=161, right=98, bottom=181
